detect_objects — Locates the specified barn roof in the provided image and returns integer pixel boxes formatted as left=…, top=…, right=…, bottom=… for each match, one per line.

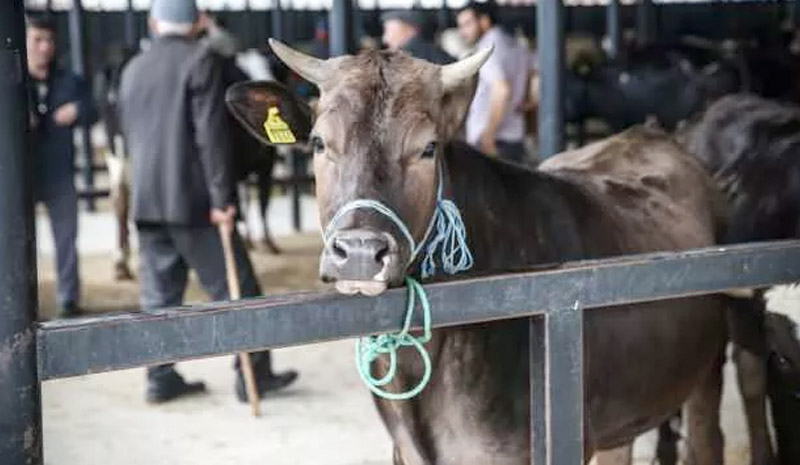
left=26, top=0, right=738, bottom=12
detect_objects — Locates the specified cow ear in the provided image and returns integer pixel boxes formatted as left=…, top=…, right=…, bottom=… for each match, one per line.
left=225, top=80, right=313, bottom=147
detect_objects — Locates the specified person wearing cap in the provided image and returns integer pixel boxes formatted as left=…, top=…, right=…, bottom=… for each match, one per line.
left=457, top=1, right=535, bottom=164
left=381, top=10, right=454, bottom=65
left=118, top=0, right=298, bottom=404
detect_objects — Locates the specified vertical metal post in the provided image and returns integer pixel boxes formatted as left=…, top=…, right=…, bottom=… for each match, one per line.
left=271, top=0, right=284, bottom=41
left=792, top=0, right=800, bottom=27
left=68, top=0, right=95, bottom=211
left=438, top=0, right=450, bottom=33
left=124, top=0, right=138, bottom=50
left=329, top=0, right=354, bottom=56
left=0, top=1, right=42, bottom=464
left=606, top=0, right=621, bottom=60
left=545, top=305, right=584, bottom=465
left=536, top=0, right=565, bottom=159
left=244, top=0, right=255, bottom=49
left=637, top=0, right=655, bottom=47
left=529, top=317, right=547, bottom=465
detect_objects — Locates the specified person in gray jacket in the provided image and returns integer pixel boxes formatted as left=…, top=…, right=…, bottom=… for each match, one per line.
left=119, top=0, right=297, bottom=404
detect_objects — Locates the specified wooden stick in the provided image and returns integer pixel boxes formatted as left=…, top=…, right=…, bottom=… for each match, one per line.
left=218, top=222, right=261, bottom=417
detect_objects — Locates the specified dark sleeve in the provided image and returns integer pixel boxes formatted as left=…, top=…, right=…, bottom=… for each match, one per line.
left=189, top=51, right=233, bottom=210
left=72, top=73, right=99, bottom=127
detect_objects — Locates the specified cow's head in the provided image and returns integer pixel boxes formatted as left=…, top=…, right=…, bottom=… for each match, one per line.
left=227, top=40, right=491, bottom=295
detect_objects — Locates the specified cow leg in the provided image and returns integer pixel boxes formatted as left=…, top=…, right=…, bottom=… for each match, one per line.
left=684, top=351, right=724, bottom=465
left=729, top=296, right=776, bottom=465
left=655, top=414, right=681, bottom=465
left=106, top=147, right=133, bottom=281
left=393, top=447, right=405, bottom=465
left=237, top=181, right=254, bottom=250
left=593, top=444, right=632, bottom=465
left=258, top=156, right=281, bottom=255
left=114, top=182, right=133, bottom=281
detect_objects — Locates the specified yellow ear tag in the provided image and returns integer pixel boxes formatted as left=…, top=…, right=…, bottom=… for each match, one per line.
left=263, top=106, right=297, bottom=144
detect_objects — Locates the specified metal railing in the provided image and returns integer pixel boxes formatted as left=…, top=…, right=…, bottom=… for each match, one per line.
left=25, top=240, right=800, bottom=465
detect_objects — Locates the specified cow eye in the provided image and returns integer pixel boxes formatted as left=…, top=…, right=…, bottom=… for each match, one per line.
left=421, top=142, right=437, bottom=159
left=311, top=136, right=325, bottom=154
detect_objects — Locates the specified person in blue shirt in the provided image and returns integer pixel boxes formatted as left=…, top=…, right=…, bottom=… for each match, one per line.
left=26, top=14, right=97, bottom=318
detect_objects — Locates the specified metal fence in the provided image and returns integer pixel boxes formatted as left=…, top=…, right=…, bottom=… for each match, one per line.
left=8, top=238, right=800, bottom=464
left=6, top=1, right=800, bottom=464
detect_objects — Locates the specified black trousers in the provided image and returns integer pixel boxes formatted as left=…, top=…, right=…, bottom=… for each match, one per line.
left=137, top=224, right=268, bottom=381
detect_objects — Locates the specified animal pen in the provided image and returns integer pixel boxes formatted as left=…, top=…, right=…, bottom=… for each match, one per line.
left=3, top=0, right=800, bottom=464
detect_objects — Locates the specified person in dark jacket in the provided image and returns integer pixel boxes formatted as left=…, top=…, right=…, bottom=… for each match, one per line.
left=26, top=14, right=97, bottom=318
left=119, top=0, right=297, bottom=404
left=381, top=10, right=454, bottom=65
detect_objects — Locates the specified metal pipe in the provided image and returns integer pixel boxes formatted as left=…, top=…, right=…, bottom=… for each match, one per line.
left=637, top=0, right=655, bottom=47
left=68, top=0, right=96, bottom=211
left=438, top=0, right=450, bottom=33
left=537, top=0, right=565, bottom=159
left=39, top=239, right=800, bottom=380
left=329, top=0, right=354, bottom=56
left=0, top=1, right=42, bottom=464
left=545, top=306, right=584, bottom=464
left=271, top=0, right=284, bottom=41
left=606, top=0, right=621, bottom=60
left=124, top=0, right=138, bottom=50
left=529, top=318, right=546, bottom=465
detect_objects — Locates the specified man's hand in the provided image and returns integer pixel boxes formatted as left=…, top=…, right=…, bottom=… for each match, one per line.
left=480, top=132, right=498, bottom=156
left=53, top=102, right=79, bottom=127
left=210, top=205, right=237, bottom=228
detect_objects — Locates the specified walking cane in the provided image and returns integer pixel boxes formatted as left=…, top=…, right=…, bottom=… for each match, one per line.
left=218, top=221, right=261, bottom=417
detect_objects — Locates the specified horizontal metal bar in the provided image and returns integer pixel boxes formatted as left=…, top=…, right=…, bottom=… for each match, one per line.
left=38, top=240, right=800, bottom=381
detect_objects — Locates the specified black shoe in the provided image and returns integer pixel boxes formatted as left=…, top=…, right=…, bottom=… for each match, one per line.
left=58, top=303, right=81, bottom=319
left=235, top=370, right=298, bottom=403
left=146, top=370, right=207, bottom=404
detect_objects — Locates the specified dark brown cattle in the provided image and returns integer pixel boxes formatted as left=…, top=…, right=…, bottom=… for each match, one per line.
left=228, top=42, right=772, bottom=464
left=680, top=93, right=800, bottom=465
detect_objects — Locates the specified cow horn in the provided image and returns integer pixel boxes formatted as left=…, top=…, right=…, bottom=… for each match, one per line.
left=269, top=38, right=331, bottom=85
left=440, top=45, right=494, bottom=91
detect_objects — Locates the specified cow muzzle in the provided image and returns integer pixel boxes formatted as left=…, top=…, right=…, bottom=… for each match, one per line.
left=320, top=229, right=404, bottom=296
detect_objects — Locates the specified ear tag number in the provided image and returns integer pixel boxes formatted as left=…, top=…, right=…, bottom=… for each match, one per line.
left=263, top=106, right=297, bottom=144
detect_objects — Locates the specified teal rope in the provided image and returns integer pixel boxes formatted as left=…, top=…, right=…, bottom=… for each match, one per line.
left=322, top=164, right=473, bottom=400
left=420, top=199, right=473, bottom=279
left=355, top=277, right=433, bottom=400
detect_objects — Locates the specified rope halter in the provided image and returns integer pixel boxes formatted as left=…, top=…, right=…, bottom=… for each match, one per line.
left=321, top=161, right=474, bottom=400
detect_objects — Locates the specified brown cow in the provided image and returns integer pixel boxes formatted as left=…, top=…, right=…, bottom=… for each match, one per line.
left=228, top=42, right=772, bottom=464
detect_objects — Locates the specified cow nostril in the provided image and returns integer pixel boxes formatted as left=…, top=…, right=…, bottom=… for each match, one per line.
left=332, top=239, right=348, bottom=259
left=374, top=242, right=390, bottom=264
